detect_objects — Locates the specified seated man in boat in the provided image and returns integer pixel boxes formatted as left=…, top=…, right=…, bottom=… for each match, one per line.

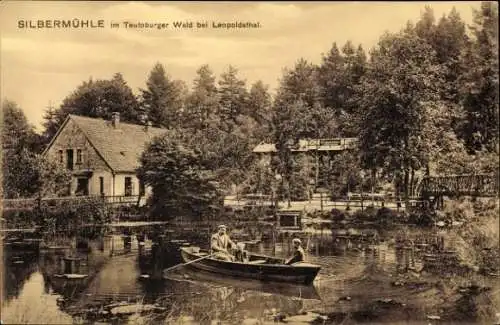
left=211, top=225, right=238, bottom=262
left=285, top=238, right=305, bottom=265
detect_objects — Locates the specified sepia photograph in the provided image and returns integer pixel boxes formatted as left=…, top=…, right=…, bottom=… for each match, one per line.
left=1, top=1, right=499, bottom=324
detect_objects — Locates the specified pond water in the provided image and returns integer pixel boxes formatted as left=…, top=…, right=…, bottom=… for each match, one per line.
left=2, top=225, right=499, bottom=325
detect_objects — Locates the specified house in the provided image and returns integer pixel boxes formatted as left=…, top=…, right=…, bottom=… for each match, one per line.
left=253, top=138, right=358, bottom=187
left=42, top=113, right=167, bottom=203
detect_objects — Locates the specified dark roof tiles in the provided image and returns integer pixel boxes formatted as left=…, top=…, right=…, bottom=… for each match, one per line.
left=69, top=114, right=167, bottom=172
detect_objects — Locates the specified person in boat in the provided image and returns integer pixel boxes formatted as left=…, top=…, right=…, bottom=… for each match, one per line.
left=285, top=238, right=305, bottom=265
left=211, top=225, right=238, bottom=262
left=234, top=242, right=250, bottom=263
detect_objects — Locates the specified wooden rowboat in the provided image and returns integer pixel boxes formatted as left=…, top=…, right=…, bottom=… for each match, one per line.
left=166, top=266, right=321, bottom=300
left=179, top=246, right=321, bottom=285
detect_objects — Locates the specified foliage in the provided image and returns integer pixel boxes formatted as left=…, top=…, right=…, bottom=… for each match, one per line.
left=183, top=64, right=220, bottom=130
left=36, top=196, right=111, bottom=235
left=2, top=99, right=41, bottom=153
left=351, top=207, right=378, bottom=222
left=323, top=149, right=365, bottom=196
left=247, top=80, right=273, bottom=142
left=217, top=65, right=249, bottom=132
left=375, top=207, right=399, bottom=227
left=3, top=100, right=70, bottom=199
left=42, top=73, right=141, bottom=142
left=359, top=26, right=444, bottom=200
left=317, top=41, right=367, bottom=136
left=407, top=208, right=436, bottom=227
left=137, top=130, right=224, bottom=220
left=13, top=149, right=72, bottom=199
left=330, top=208, right=346, bottom=222
left=458, top=2, right=499, bottom=152
left=140, top=63, right=185, bottom=129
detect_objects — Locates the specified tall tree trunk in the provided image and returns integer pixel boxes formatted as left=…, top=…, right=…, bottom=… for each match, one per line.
left=286, top=178, right=291, bottom=208
left=371, top=168, right=376, bottom=205
left=409, top=168, right=415, bottom=198
left=315, top=151, right=319, bottom=187
left=404, top=168, right=410, bottom=208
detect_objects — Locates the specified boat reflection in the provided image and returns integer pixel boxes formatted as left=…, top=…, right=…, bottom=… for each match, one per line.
left=163, top=266, right=322, bottom=301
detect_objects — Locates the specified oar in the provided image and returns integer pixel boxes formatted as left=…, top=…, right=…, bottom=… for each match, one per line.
left=163, top=253, right=217, bottom=273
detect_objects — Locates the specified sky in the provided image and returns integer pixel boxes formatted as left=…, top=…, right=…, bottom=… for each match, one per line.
left=1, top=1, right=481, bottom=131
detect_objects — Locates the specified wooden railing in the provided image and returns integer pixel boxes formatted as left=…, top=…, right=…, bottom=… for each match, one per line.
left=2, top=195, right=144, bottom=211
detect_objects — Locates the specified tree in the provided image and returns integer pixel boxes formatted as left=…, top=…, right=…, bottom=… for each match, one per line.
left=281, top=58, right=321, bottom=109
left=140, top=63, right=184, bottom=129
left=2, top=100, right=40, bottom=153
left=217, top=65, right=249, bottom=132
left=458, top=1, right=499, bottom=152
left=42, top=73, right=141, bottom=143
left=359, top=27, right=444, bottom=203
left=136, top=130, right=223, bottom=220
left=339, top=43, right=368, bottom=136
left=4, top=148, right=71, bottom=199
left=271, top=58, right=337, bottom=205
left=2, top=100, right=60, bottom=199
left=415, top=6, right=436, bottom=43
left=434, top=8, right=469, bottom=103
left=183, top=64, right=219, bottom=129
left=317, top=43, right=345, bottom=115
left=317, top=41, right=367, bottom=136
left=247, top=80, right=273, bottom=142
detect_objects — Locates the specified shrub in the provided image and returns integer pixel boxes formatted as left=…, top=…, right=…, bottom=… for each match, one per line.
left=407, top=211, right=435, bottom=227
left=376, top=207, right=399, bottom=226
left=352, top=207, right=377, bottom=222
left=330, top=208, right=346, bottom=222
left=35, top=197, right=111, bottom=235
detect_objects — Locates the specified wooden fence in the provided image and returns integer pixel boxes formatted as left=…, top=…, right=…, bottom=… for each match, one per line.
left=2, top=195, right=144, bottom=212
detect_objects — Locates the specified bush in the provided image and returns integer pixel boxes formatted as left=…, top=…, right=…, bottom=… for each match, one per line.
left=330, top=208, right=346, bottom=222
left=352, top=207, right=378, bottom=222
left=376, top=207, right=399, bottom=226
left=35, top=197, right=111, bottom=234
left=407, top=211, right=435, bottom=227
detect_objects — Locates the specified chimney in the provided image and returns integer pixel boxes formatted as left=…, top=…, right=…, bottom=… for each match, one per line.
left=111, top=112, right=120, bottom=128
left=144, top=120, right=152, bottom=132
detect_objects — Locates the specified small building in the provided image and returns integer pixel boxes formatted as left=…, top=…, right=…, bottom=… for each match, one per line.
left=275, top=210, right=302, bottom=230
left=42, top=113, right=167, bottom=204
left=253, top=137, right=358, bottom=188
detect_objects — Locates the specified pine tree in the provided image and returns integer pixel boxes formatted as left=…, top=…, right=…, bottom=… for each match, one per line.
left=217, top=65, right=248, bottom=132
left=317, top=43, right=345, bottom=115
left=184, top=64, right=219, bottom=129
left=140, top=63, right=183, bottom=128
left=247, top=80, right=272, bottom=141
left=458, top=2, right=499, bottom=152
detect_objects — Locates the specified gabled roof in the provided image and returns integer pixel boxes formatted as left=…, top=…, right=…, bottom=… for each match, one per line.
left=45, top=114, right=167, bottom=172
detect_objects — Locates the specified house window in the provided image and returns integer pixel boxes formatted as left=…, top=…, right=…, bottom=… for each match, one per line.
left=124, top=177, right=132, bottom=196
left=58, top=150, right=63, bottom=164
left=139, top=179, right=145, bottom=196
left=76, top=149, right=82, bottom=164
left=66, top=149, right=74, bottom=170
left=99, top=177, right=104, bottom=195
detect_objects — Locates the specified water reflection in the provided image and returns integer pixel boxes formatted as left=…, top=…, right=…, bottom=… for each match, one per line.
left=2, top=226, right=499, bottom=324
